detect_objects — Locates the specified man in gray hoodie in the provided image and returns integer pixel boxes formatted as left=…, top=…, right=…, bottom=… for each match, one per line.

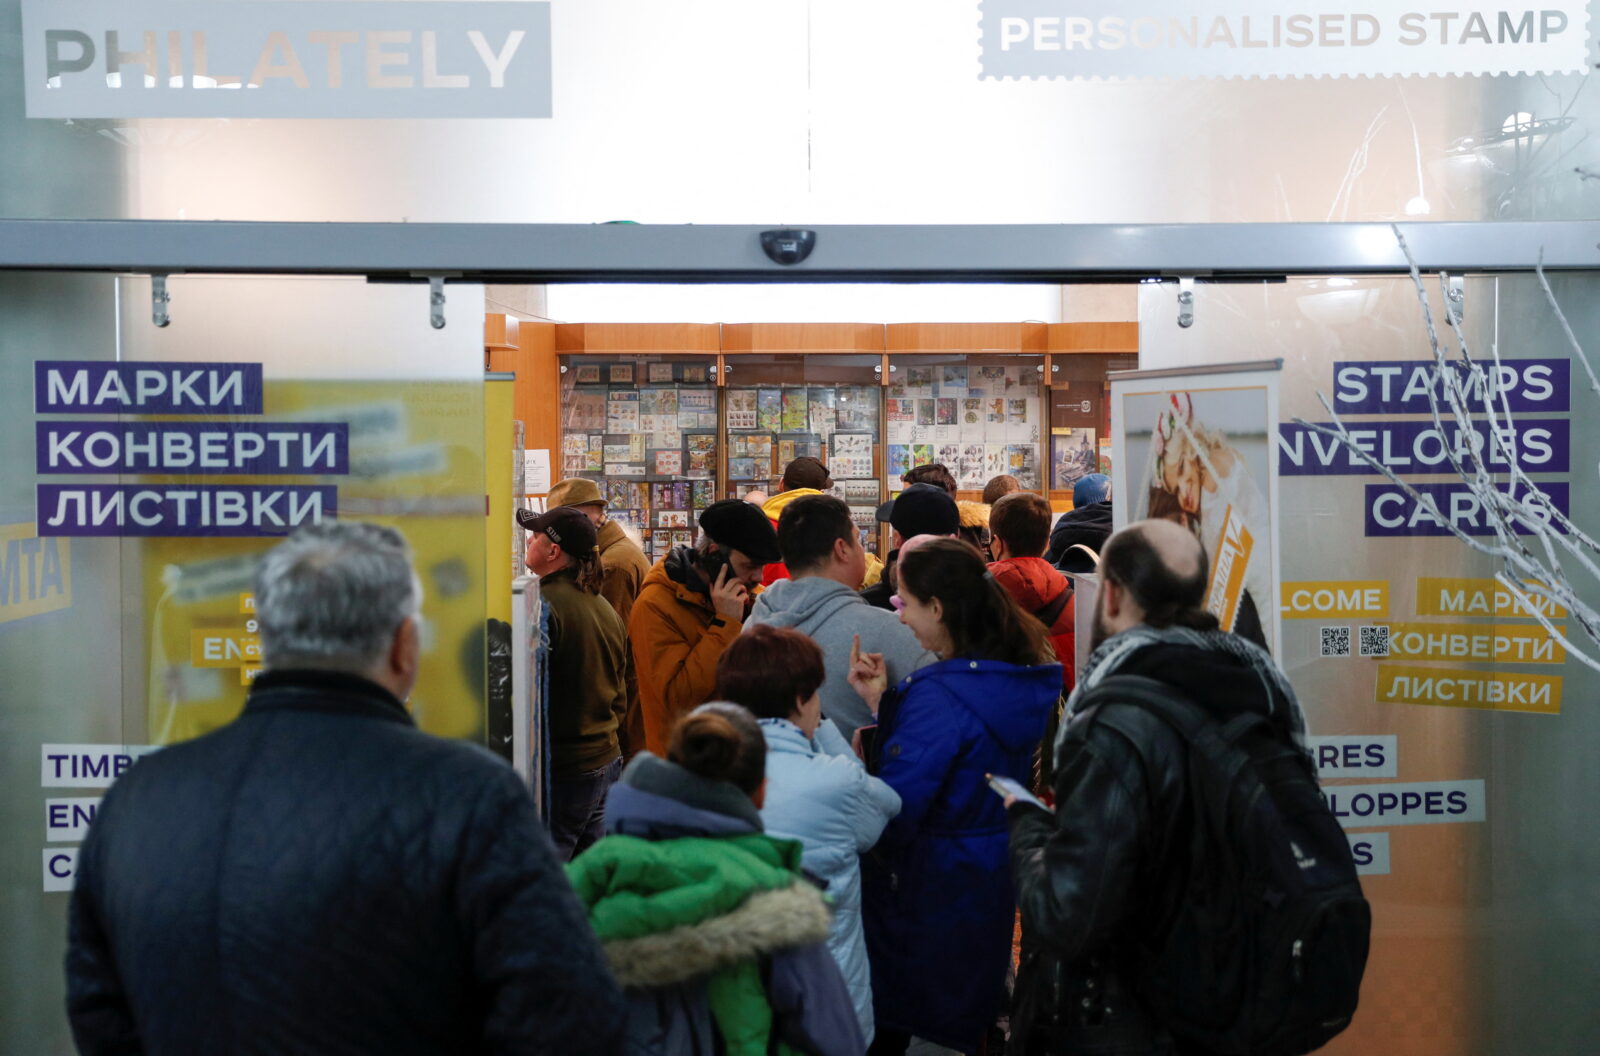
left=746, top=494, right=935, bottom=739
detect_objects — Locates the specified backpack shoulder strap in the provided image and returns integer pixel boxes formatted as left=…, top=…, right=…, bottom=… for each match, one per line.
left=1033, top=584, right=1072, bottom=627
left=1063, top=543, right=1100, bottom=567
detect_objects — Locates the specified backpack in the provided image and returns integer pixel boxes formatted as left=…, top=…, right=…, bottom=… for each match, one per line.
left=1067, top=674, right=1370, bottom=1056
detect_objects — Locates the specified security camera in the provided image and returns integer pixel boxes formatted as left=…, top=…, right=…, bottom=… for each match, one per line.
left=760, top=229, right=817, bottom=265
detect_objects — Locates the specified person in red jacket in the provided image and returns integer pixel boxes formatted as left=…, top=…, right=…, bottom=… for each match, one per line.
left=987, top=491, right=1075, bottom=690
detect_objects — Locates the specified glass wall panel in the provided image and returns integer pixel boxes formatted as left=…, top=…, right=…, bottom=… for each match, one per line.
left=7, top=0, right=1597, bottom=226
left=557, top=354, right=720, bottom=564
left=1139, top=271, right=1600, bottom=1055
left=722, top=353, right=884, bottom=553
left=0, top=274, right=488, bottom=1053
left=885, top=353, right=1047, bottom=495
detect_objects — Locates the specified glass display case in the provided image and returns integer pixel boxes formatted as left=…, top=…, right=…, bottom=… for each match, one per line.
left=558, top=354, right=720, bottom=563
left=883, top=352, right=1048, bottom=494
left=721, top=352, right=885, bottom=554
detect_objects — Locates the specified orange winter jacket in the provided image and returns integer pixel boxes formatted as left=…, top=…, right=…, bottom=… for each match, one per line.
left=989, top=556, right=1076, bottom=690
left=627, top=547, right=744, bottom=755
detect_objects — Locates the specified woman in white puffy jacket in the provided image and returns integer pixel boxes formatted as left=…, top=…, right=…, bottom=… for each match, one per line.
left=713, top=623, right=902, bottom=1046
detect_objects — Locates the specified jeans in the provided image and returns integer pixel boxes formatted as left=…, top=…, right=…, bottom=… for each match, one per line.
left=549, top=756, right=623, bottom=862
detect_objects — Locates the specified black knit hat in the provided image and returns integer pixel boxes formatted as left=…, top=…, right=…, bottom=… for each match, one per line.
left=877, top=483, right=960, bottom=539
left=698, top=500, right=782, bottom=564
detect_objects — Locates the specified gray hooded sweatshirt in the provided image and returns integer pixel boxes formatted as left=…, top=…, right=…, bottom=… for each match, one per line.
left=746, top=576, right=936, bottom=738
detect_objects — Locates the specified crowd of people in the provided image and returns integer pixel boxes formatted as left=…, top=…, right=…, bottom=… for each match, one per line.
left=65, top=455, right=1362, bottom=1056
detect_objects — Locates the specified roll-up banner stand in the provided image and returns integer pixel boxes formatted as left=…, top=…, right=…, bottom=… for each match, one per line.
left=1110, top=360, right=1283, bottom=657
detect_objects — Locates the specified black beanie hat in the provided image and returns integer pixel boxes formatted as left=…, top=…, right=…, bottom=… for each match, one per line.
left=698, top=500, right=782, bottom=564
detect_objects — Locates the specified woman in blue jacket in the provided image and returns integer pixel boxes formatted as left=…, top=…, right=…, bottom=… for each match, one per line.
left=849, top=538, right=1062, bottom=1055
left=714, top=624, right=903, bottom=1046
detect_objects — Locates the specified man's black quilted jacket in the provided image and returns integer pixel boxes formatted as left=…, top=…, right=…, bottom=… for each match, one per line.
left=66, top=668, right=624, bottom=1055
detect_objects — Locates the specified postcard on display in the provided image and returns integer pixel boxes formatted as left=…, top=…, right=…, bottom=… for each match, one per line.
left=686, top=433, right=717, bottom=455
left=602, top=443, right=633, bottom=464
left=627, top=435, right=648, bottom=461
left=935, top=398, right=958, bottom=426
left=986, top=398, right=1007, bottom=425
left=606, top=393, right=640, bottom=433
left=688, top=451, right=715, bottom=479
left=680, top=388, right=716, bottom=413
left=887, top=444, right=912, bottom=480
left=942, top=365, right=968, bottom=392
left=778, top=439, right=797, bottom=466
left=691, top=480, right=714, bottom=507
left=937, top=443, right=962, bottom=468
left=669, top=530, right=695, bottom=548
left=849, top=506, right=879, bottom=531
left=1052, top=428, right=1100, bottom=490
left=642, top=388, right=680, bottom=417
left=758, top=389, right=783, bottom=432
left=837, top=387, right=878, bottom=431
left=979, top=365, right=1006, bottom=386
left=655, top=450, right=684, bottom=476
left=984, top=444, right=1008, bottom=477
left=584, top=439, right=604, bottom=472
left=910, top=442, right=934, bottom=468
left=727, top=390, right=759, bottom=431
left=728, top=457, right=764, bottom=480
left=574, top=364, right=603, bottom=384
left=658, top=509, right=690, bottom=529
left=839, top=478, right=880, bottom=502
left=830, top=432, right=873, bottom=476
left=915, top=399, right=935, bottom=427
left=887, top=398, right=916, bottom=424
left=808, top=388, right=836, bottom=436
left=958, top=455, right=985, bottom=489
left=782, top=389, right=809, bottom=432
left=568, top=391, right=606, bottom=431
left=1007, top=398, right=1030, bottom=424
left=648, top=363, right=676, bottom=383
left=608, top=363, right=635, bottom=384
left=905, top=366, right=935, bottom=391
left=561, top=433, right=587, bottom=456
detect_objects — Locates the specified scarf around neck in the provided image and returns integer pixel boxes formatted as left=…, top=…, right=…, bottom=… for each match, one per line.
left=1061, top=624, right=1309, bottom=755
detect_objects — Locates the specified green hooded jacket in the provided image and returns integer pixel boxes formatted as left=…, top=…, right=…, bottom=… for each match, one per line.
left=566, top=833, right=832, bottom=1056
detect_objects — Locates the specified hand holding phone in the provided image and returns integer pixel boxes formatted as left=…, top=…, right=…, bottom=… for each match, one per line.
left=986, top=772, right=1050, bottom=812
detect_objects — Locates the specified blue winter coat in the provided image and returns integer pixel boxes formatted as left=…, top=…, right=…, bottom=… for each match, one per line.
left=861, top=657, right=1062, bottom=1052
left=758, top=718, right=902, bottom=1043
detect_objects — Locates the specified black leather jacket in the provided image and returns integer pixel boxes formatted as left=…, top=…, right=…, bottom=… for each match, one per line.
left=1006, top=640, right=1301, bottom=1056
left=67, top=669, right=625, bottom=1055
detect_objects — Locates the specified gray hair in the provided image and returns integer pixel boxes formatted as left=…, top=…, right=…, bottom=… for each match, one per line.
left=254, top=521, right=422, bottom=673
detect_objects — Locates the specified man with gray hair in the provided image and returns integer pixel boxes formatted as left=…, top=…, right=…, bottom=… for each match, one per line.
left=66, top=521, right=624, bottom=1055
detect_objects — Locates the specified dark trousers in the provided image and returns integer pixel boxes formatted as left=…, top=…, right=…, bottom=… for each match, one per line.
left=549, top=756, right=622, bottom=861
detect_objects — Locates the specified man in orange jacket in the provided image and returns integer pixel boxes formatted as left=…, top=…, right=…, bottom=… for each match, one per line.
left=627, top=500, right=782, bottom=755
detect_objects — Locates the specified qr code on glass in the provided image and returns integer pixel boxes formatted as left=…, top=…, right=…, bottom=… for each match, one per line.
left=1358, top=625, right=1390, bottom=657
left=1320, top=626, right=1352, bottom=658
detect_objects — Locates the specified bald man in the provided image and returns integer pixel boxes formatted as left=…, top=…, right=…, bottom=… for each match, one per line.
left=1004, top=520, right=1313, bottom=1054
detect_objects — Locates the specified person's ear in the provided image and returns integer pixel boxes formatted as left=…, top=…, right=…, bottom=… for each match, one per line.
left=929, top=596, right=944, bottom=624
left=389, top=616, right=420, bottom=689
left=1101, top=580, right=1122, bottom=618
left=752, top=777, right=767, bottom=809
left=833, top=535, right=853, bottom=564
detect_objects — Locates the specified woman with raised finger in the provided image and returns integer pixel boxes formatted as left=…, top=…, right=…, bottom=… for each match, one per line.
left=850, top=538, right=1061, bottom=1055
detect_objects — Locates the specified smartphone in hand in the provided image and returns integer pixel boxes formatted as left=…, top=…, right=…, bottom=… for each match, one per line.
left=986, top=772, right=1051, bottom=812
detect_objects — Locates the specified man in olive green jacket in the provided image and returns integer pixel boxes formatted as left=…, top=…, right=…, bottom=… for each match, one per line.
left=545, top=477, right=652, bottom=758
left=518, top=506, right=632, bottom=860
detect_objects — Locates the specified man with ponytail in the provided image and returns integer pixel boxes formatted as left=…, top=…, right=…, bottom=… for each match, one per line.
left=520, top=506, right=631, bottom=859
left=1006, top=520, right=1318, bottom=1055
